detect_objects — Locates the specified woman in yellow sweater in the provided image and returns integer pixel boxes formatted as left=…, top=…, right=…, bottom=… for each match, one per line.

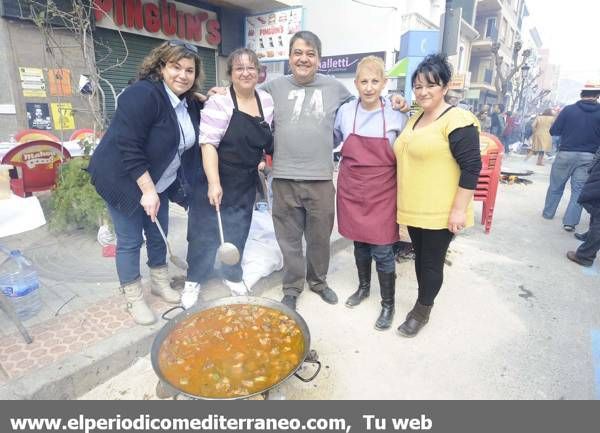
left=393, top=54, right=482, bottom=337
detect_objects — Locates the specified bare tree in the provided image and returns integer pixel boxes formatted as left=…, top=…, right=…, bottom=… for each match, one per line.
left=491, top=40, right=532, bottom=106
left=510, top=69, right=542, bottom=113
left=529, top=88, right=552, bottom=112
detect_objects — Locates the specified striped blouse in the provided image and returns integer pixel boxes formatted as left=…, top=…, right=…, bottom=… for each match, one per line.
left=199, top=88, right=274, bottom=148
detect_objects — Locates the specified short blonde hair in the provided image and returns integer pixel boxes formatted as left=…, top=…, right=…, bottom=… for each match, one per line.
left=356, top=56, right=386, bottom=79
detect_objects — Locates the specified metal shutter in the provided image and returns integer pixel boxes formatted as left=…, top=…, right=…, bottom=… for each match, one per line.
left=94, top=28, right=216, bottom=119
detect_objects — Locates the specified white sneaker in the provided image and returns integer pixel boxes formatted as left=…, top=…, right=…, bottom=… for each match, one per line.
left=181, top=281, right=201, bottom=309
left=224, top=279, right=249, bottom=296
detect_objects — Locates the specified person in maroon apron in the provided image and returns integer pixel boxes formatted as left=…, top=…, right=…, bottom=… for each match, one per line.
left=183, top=48, right=274, bottom=308
left=334, top=56, right=407, bottom=330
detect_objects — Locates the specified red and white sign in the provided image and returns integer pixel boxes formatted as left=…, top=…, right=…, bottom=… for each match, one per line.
left=245, top=7, right=303, bottom=62
left=93, top=0, right=221, bottom=49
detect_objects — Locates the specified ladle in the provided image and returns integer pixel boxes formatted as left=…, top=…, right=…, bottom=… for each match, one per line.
left=155, top=219, right=188, bottom=270
left=216, top=208, right=240, bottom=266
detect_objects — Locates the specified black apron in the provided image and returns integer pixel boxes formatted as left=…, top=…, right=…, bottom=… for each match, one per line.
left=218, top=86, right=272, bottom=208
left=187, top=86, right=273, bottom=282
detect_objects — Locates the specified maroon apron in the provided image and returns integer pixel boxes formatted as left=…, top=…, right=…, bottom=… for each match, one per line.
left=336, top=100, right=399, bottom=245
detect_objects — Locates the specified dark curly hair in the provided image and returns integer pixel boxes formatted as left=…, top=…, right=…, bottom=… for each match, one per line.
left=138, top=40, right=204, bottom=98
left=411, top=53, right=453, bottom=88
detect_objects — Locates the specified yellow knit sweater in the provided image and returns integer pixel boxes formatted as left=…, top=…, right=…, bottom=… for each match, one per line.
left=393, top=107, right=480, bottom=229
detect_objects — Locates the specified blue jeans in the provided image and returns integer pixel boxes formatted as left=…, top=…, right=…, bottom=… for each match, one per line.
left=107, top=193, right=169, bottom=285
left=353, top=241, right=395, bottom=273
left=543, top=151, right=594, bottom=227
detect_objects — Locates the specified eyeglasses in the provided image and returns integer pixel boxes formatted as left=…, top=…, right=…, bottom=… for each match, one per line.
left=168, top=40, right=198, bottom=54
left=233, top=66, right=258, bottom=75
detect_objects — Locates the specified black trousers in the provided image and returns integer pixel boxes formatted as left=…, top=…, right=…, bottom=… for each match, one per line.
left=576, top=203, right=600, bottom=263
left=407, top=226, right=454, bottom=306
left=186, top=181, right=254, bottom=284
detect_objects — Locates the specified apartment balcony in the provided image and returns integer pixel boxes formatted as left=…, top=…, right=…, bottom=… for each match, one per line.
left=476, top=0, right=503, bottom=14
left=471, top=35, right=497, bottom=54
left=469, top=68, right=496, bottom=92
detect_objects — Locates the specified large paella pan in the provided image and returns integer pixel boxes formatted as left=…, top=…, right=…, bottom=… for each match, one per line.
left=151, top=296, right=320, bottom=400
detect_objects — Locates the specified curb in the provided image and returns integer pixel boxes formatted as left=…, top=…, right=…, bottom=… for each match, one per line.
left=0, top=236, right=351, bottom=400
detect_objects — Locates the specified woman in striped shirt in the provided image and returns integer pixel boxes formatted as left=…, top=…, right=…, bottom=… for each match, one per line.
left=182, top=48, right=274, bottom=308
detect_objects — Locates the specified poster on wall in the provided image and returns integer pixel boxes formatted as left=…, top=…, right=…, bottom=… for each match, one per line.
left=50, top=103, right=75, bottom=130
left=245, top=7, right=303, bottom=62
left=19, top=67, right=47, bottom=97
left=26, top=103, right=53, bottom=130
left=48, top=68, right=73, bottom=96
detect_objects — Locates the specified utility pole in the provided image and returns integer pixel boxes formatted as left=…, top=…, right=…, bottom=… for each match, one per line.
left=441, top=0, right=453, bottom=55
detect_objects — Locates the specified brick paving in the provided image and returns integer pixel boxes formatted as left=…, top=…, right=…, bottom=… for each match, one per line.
left=0, top=287, right=172, bottom=384
left=0, top=204, right=190, bottom=387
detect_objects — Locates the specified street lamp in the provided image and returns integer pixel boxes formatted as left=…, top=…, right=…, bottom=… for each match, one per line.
left=518, top=63, right=531, bottom=150
left=519, top=63, right=530, bottom=113
left=521, top=63, right=530, bottom=80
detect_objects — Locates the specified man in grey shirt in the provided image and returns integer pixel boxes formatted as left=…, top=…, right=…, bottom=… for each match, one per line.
left=260, top=31, right=351, bottom=310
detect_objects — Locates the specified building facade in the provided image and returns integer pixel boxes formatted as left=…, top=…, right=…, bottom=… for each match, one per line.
left=0, top=0, right=295, bottom=141
left=469, top=0, right=528, bottom=110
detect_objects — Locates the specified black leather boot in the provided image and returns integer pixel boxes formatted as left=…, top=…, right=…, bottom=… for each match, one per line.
left=374, top=271, right=395, bottom=330
left=397, top=301, right=432, bottom=337
left=345, top=259, right=371, bottom=308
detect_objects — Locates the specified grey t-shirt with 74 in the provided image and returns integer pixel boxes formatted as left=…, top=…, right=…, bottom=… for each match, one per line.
left=261, top=74, right=351, bottom=180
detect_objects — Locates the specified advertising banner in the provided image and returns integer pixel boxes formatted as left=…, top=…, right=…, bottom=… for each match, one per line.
left=48, top=68, right=73, bottom=97
left=284, top=51, right=385, bottom=75
left=26, top=103, right=53, bottom=130
left=50, top=103, right=75, bottom=130
left=19, top=67, right=47, bottom=97
left=245, top=7, right=303, bottom=62
left=449, top=73, right=466, bottom=90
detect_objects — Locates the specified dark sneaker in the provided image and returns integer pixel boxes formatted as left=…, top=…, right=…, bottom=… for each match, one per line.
left=574, top=232, right=588, bottom=242
left=281, top=294, right=297, bottom=310
left=566, top=251, right=593, bottom=267
left=563, top=225, right=575, bottom=232
left=311, top=287, right=338, bottom=304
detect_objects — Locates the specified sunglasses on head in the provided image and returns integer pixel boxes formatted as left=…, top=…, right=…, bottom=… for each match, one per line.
left=168, top=40, right=198, bottom=54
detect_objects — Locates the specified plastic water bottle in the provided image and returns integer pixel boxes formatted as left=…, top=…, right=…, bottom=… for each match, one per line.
left=0, top=250, right=42, bottom=320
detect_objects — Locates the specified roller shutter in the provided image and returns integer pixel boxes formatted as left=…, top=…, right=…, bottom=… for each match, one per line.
left=94, top=28, right=216, bottom=119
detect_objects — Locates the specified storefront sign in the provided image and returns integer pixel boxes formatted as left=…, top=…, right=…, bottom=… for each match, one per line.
left=93, top=0, right=221, bottom=49
left=245, top=7, right=303, bottom=62
left=319, top=52, right=385, bottom=74
left=284, top=52, right=386, bottom=75
left=465, top=89, right=480, bottom=99
left=448, top=73, right=466, bottom=90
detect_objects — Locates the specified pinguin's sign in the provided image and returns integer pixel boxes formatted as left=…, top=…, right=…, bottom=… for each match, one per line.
left=93, top=0, right=221, bottom=48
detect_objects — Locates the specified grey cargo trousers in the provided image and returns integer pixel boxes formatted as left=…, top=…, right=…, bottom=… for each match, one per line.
left=271, top=178, right=335, bottom=296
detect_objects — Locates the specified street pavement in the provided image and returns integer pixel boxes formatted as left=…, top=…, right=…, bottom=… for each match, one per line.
left=2, top=154, right=599, bottom=399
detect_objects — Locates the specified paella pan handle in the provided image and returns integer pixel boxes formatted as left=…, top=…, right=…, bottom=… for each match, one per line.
left=294, top=359, right=321, bottom=383
left=161, top=305, right=185, bottom=321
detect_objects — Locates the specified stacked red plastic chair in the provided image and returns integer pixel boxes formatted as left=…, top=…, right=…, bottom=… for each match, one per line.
left=475, top=133, right=504, bottom=234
